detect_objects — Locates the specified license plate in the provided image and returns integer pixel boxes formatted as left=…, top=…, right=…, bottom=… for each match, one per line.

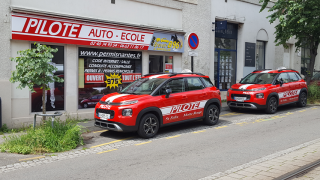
left=99, top=113, right=110, bottom=120
left=234, top=97, right=246, bottom=102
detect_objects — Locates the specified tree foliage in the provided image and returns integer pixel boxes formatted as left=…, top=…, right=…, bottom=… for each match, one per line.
left=259, top=0, right=320, bottom=84
left=10, top=43, right=64, bottom=115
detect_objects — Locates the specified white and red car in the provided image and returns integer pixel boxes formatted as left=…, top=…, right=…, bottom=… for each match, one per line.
left=94, top=73, right=221, bottom=138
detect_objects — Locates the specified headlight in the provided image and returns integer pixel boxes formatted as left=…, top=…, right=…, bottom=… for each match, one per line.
left=120, top=100, right=138, bottom=105
left=122, top=109, right=133, bottom=116
left=252, top=88, right=266, bottom=91
left=256, top=93, right=264, bottom=98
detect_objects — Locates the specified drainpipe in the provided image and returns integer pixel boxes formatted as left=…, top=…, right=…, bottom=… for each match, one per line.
left=0, top=97, right=2, bottom=129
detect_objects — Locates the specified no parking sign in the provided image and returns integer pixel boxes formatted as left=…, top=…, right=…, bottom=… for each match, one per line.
left=188, top=33, right=199, bottom=50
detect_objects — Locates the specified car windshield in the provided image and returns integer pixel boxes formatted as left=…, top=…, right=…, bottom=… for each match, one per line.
left=240, top=73, right=278, bottom=84
left=121, top=78, right=167, bottom=95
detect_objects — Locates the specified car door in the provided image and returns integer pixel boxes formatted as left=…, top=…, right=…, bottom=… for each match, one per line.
left=157, top=78, right=189, bottom=124
left=287, top=72, right=300, bottom=103
left=276, top=73, right=291, bottom=105
left=182, top=77, right=208, bottom=119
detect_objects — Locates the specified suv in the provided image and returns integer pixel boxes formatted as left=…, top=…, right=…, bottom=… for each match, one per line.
left=227, top=69, right=308, bottom=114
left=80, top=94, right=104, bottom=108
left=94, top=73, right=221, bottom=138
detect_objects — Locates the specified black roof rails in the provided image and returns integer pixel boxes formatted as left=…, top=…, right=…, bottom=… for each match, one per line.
left=143, top=72, right=169, bottom=77
left=169, top=72, right=205, bottom=77
left=253, top=69, right=272, bottom=72
left=278, top=69, right=298, bottom=72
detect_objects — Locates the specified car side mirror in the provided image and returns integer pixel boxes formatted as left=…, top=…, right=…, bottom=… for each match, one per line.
left=165, top=88, right=172, bottom=98
left=276, top=79, right=284, bottom=87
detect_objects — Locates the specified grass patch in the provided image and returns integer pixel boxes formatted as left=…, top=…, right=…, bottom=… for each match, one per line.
left=308, top=82, right=320, bottom=104
left=0, top=118, right=83, bottom=154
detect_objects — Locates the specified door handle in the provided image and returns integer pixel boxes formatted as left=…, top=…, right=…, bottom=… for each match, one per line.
left=200, top=93, right=207, bottom=97
left=182, top=96, right=188, bottom=100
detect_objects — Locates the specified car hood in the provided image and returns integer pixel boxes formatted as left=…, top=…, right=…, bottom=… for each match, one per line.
left=100, top=93, right=150, bottom=103
left=231, top=83, right=272, bottom=90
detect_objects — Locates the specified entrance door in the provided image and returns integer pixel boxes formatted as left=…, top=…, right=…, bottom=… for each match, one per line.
left=149, top=55, right=163, bottom=73
left=214, top=50, right=236, bottom=90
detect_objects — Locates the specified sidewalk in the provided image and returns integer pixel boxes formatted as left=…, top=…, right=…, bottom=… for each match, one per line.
left=201, top=139, right=320, bottom=180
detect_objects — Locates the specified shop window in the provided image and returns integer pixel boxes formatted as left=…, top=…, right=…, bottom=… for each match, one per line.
left=256, top=41, right=265, bottom=70
left=31, top=44, right=64, bottom=112
left=78, top=47, right=142, bottom=109
left=149, top=55, right=174, bottom=73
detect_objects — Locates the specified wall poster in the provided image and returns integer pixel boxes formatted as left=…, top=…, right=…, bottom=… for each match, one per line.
left=78, top=47, right=142, bottom=109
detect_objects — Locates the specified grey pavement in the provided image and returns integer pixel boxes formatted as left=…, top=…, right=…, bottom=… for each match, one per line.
left=0, top=103, right=320, bottom=180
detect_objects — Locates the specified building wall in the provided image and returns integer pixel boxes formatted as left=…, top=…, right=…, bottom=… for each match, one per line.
left=1, top=0, right=211, bottom=128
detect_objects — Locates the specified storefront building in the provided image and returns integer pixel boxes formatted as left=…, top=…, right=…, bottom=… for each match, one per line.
left=0, top=0, right=211, bottom=128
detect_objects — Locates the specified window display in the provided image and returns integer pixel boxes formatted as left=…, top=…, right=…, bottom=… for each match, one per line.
left=78, top=47, right=142, bottom=108
left=31, top=44, right=65, bottom=112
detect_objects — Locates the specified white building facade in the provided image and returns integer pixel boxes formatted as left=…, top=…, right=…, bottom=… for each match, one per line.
left=0, top=0, right=319, bottom=128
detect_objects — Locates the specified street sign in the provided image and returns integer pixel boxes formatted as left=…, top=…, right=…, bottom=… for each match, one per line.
left=188, top=33, right=199, bottom=50
left=188, top=51, right=198, bottom=57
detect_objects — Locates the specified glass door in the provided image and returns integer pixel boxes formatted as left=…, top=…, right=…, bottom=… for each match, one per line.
left=149, top=55, right=163, bottom=73
left=214, top=50, right=236, bottom=90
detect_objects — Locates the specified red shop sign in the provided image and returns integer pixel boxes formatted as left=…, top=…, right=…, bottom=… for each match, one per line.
left=122, top=73, right=142, bottom=83
left=85, top=73, right=105, bottom=83
left=11, top=14, right=154, bottom=50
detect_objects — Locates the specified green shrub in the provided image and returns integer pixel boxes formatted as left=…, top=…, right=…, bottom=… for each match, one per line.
left=0, top=124, right=9, bottom=135
left=0, top=119, right=83, bottom=154
left=308, top=82, right=320, bottom=103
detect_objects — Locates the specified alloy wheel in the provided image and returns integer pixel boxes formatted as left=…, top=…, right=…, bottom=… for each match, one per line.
left=208, top=107, right=219, bottom=122
left=143, top=117, right=158, bottom=135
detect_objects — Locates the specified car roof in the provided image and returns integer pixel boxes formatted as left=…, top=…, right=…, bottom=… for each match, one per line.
left=252, top=69, right=299, bottom=74
left=142, top=73, right=209, bottom=79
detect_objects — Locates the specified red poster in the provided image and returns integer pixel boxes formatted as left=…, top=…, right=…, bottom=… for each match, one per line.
left=165, top=63, right=173, bottom=70
left=85, top=73, right=105, bottom=83
left=122, top=73, right=142, bottom=83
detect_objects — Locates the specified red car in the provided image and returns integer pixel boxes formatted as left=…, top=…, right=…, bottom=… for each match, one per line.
left=227, top=69, right=308, bottom=114
left=94, top=73, right=221, bottom=138
left=80, top=94, right=104, bottom=108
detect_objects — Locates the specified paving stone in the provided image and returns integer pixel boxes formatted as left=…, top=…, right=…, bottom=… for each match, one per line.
left=241, top=167, right=263, bottom=174
left=248, top=165, right=272, bottom=171
left=241, top=177, right=258, bottom=180
left=228, top=173, right=246, bottom=179
left=235, top=170, right=257, bottom=177
left=215, top=176, right=238, bottom=180
left=258, top=170, right=279, bottom=178
left=252, top=174, right=274, bottom=180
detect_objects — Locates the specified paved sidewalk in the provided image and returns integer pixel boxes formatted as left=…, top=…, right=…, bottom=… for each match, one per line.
left=201, top=140, right=320, bottom=180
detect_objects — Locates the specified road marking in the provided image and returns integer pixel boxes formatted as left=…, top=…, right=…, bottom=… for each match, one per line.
left=92, top=130, right=108, bottom=133
left=298, top=110, right=307, bottom=112
left=286, top=112, right=294, bottom=115
left=312, top=108, right=318, bottom=110
left=166, top=135, right=181, bottom=139
left=215, top=126, right=228, bottom=129
left=221, top=112, right=242, bottom=117
left=19, top=156, right=45, bottom=161
left=97, top=149, right=117, bottom=154
left=90, top=137, right=134, bottom=149
left=192, top=130, right=206, bottom=134
left=135, top=141, right=152, bottom=146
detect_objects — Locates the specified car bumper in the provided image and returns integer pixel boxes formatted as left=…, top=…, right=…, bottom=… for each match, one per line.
left=227, top=101, right=267, bottom=109
left=94, top=119, right=138, bottom=132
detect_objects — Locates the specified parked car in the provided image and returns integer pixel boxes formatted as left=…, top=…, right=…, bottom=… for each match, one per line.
left=311, top=71, right=320, bottom=86
left=227, top=69, right=308, bottom=114
left=80, top=94, right=104, bottom=108
left=94, top=73, right=221, bottom=138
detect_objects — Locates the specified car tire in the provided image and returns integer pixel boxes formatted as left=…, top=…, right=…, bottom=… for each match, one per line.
left=83, top=103, right=88, bottom=108
left=265, top=97, right=278, bottom=114
left=229, top=106, right=238, bottom=111
left=203, top=104, right=219, bottom=126
left=137, top=113, right=159, bottom=139
left=297, top=91, right=307, bottom=107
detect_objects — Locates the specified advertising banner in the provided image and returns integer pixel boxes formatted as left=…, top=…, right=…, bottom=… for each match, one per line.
left=148, top=32, right=184, bottom=53
left=12, top=14, right=153, bottom=50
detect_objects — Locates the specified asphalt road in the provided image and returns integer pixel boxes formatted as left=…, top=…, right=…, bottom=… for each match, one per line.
left=1, top=105, right=320, bottom=180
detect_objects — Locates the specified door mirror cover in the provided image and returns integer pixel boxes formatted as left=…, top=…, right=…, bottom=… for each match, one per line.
left=165, top=88, right=172, bottom=98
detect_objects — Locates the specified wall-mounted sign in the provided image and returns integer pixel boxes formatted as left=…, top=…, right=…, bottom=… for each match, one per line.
left=244, top=42, right=256, bottom=67
left=148, top=32, right=184, bottom=53
left=12, top=14, right=153, bottom=50
left=216, top=21, right=227, bottom=30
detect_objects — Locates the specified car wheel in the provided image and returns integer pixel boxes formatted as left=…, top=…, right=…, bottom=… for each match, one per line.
left=297, top=92, right=307, bottom=107
left=265, top=97, right=278, bottom=114
left=83, top=103, right=88, bottom=108
left=137, top=113, right=159, bottom=139
left=229, top=106, right=238, bottom=111
left=204, top=104, right=219, bottom=125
